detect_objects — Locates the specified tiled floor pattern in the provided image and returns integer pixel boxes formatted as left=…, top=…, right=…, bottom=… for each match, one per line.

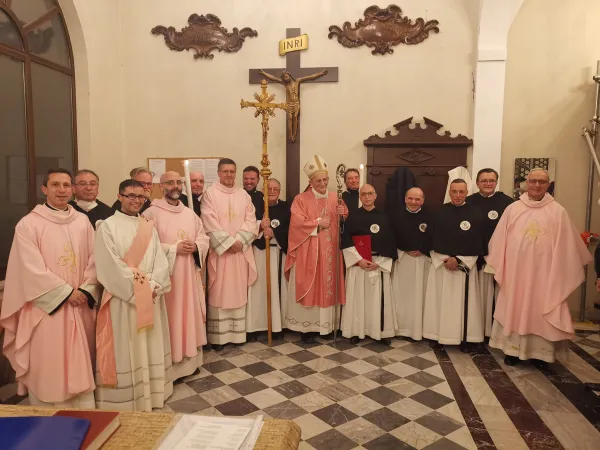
left=3, top=330, right=600, bottom=449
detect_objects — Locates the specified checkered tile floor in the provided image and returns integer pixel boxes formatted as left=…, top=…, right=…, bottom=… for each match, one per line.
left=161, top=333, right=474, bottom=450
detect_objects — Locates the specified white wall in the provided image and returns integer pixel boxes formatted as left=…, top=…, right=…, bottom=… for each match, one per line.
left=501, top=0, right=600, bottom=317
left=64, top=0, right=478, bottom=201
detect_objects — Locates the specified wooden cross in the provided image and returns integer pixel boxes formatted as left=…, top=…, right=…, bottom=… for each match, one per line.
left=249, top=28, right=339, bottom=201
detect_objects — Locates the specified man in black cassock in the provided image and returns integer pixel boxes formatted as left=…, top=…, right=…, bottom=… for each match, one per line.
left=390, top=187, right=432, bottom=341
left=180, top=171, right=204, bottom=216
left=243, top=165, right=265, bottom=219
left=467, top=168, right=513, bottom=337
left=70, top=169, right=114, bottom=229
left=247, top=178, right=290, bottom=341
left=341, top=184, right=397, bottom=345
left=342, top=168, right=360, bottom=215
left=423, top=178, right=485, bottom=352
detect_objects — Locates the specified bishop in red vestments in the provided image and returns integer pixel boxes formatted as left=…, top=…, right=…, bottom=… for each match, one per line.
left=284, top=155, right=348, bottom=343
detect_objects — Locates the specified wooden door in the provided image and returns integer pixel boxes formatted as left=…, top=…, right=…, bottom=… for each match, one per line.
left=364, top=117, right=472, bottom=211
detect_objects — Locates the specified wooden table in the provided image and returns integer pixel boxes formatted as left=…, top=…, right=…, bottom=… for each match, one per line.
left=0, top=405, right=301, bottom=449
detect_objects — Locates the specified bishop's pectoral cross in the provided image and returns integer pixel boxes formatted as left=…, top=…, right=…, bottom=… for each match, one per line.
left=249, top=28, right=339, bottom=201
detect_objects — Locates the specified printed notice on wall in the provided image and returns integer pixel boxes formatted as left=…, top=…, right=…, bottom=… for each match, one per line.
left=149, top=159, right=166, bottom=183
left=188, top=159, right=219, bottom=188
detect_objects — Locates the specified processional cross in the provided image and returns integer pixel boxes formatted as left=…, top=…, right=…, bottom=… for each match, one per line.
left=241, top=80, right=287, bottom=345
left=249, top=28, right=339, bottom=200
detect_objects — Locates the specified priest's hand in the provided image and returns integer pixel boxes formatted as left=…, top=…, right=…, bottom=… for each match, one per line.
left=264, top=227, right=275, bottom=238
left=177, top=240, right=196, bottom=255
left=320, top=216, right=331, bottom=229
left=443, top=257, right=459, bottom=271
left=336, top=205, right=345, bottom=215
left=67, top=290, right=87, bottom=307
left=229, top=240, right=243, bottom=253
left=261, top=217, right=271, bottom=230
left=358, top=259, right=378, bottom=271
left=408, top=251, right=422, bottom=257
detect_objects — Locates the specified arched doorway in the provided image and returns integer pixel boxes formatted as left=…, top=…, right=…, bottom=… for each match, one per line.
left=0, top=0, right=76, bottom=279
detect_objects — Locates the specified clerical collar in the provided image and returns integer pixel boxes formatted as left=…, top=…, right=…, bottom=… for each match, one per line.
left=76, top=199, right=98, bottom=212
left=311, top=188, right=328, bottom=199
left=45, top=202, right=68, bottom=212
left=117, top=209, right=139, bottom=217
left=269, top=199, right=279, bottom=207
left=245, top=188, right=258, bottom=195
left=452, top=202, right=466, bottom=207
left=406, top=207, right=421, bottom=214
left=345, top=189, right=359, bottom=195
left=479, top=191, right=496, bottom=198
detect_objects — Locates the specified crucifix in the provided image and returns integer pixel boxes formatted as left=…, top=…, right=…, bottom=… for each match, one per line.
left=249, top=28, right=339, bottom=200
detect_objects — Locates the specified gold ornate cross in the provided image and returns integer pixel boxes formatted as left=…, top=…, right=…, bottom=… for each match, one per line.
left=240, top=80, right=286, bottom=346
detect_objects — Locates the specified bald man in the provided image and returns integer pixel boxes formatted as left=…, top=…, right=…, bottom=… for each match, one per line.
left=144, top=171, right=209, bottom=380
left=389, top=187, right=432, bottom=341
left=423, top=179, right=485, bottom=352
left=341, top=185, right=397, bottom=345
left=181, top=171, right=204, bottom=216
left=487, top=168, right=591, bottom=367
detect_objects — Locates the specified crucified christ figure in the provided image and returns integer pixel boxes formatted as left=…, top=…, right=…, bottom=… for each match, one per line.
left=258, top=68, right=328, bottom=142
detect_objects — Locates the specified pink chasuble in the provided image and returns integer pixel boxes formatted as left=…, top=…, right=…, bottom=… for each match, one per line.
left=201, top=181, right=258, bottom=309
left=0, top=205, right=97, bottom=402
left=285, top=190, right=348, bottom=308
left=487, top=194, right=592, bottom=341
left=144, top=199, right=210, bottom=361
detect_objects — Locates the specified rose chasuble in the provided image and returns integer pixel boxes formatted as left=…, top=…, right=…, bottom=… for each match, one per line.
left=487, top=194, right=592, bottom=362
left=1, top=205, right=99, bottom=408
left=201, top=181, right=258, bottom=345
left=94, top=211, right=173, bottom=411
left=145, top=198, right=210, bottom=380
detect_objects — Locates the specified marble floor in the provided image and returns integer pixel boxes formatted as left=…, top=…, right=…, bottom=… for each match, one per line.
left=2, top=330, right=600, bottom=449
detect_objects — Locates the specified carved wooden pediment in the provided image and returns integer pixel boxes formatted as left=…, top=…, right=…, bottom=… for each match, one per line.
left=328, top=5, right=439, bottom=55
left=151, top=14, right=258, bottom=60
left=364, top=117, right=472, bottom=147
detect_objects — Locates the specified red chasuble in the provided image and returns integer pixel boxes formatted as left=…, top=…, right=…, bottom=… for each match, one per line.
left=285, top=190, right=348, bottom=308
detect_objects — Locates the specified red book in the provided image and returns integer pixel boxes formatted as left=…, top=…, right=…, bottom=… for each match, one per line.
left=54, top=410, right=120, bottom=450
left=352, top=235, right=372, bottom=262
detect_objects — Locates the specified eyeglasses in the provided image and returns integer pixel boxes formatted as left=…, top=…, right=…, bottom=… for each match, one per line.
left=267, top=188, right=280, bottom=192
left=75, top=182, right=98, bottom=187
left=528, top=179, right=549, bottom=185
left=478, top=179, right=497, bottom=184
left=360, top=192, right=376, bottom=197
left=121, top=194, right=146, bottom=201
left=138, top=182, right=153, bottom=187
left=163, top=180, right=182, bottom=186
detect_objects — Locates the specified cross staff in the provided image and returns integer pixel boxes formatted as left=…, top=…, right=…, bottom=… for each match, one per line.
left=241, top=80, right=287, bottom=346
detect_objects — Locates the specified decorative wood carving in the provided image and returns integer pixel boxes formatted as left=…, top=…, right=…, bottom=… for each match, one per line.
left=151, top=14, right=257, bottom=60
left=364, top=117, right=472, bottom=210
left=328, top=5, right=439, bottom=55
left=365, top=117, right=472, bottom=147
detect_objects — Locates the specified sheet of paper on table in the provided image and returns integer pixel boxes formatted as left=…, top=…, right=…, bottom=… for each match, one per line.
left=157, top=415, right=263, bottom=450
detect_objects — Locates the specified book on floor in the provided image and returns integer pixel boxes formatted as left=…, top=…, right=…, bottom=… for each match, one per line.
left=54, top=410, right=120, bottom=450
left=0, top=416, right=90, bottom=450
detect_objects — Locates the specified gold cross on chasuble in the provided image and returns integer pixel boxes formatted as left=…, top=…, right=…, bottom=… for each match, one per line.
left=523, top=220, right=546, bottom=242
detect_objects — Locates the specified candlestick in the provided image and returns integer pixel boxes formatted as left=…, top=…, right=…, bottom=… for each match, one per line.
left=359, top=164, right=365, bottom=207
left=183, top=160, right=193, bottom=210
